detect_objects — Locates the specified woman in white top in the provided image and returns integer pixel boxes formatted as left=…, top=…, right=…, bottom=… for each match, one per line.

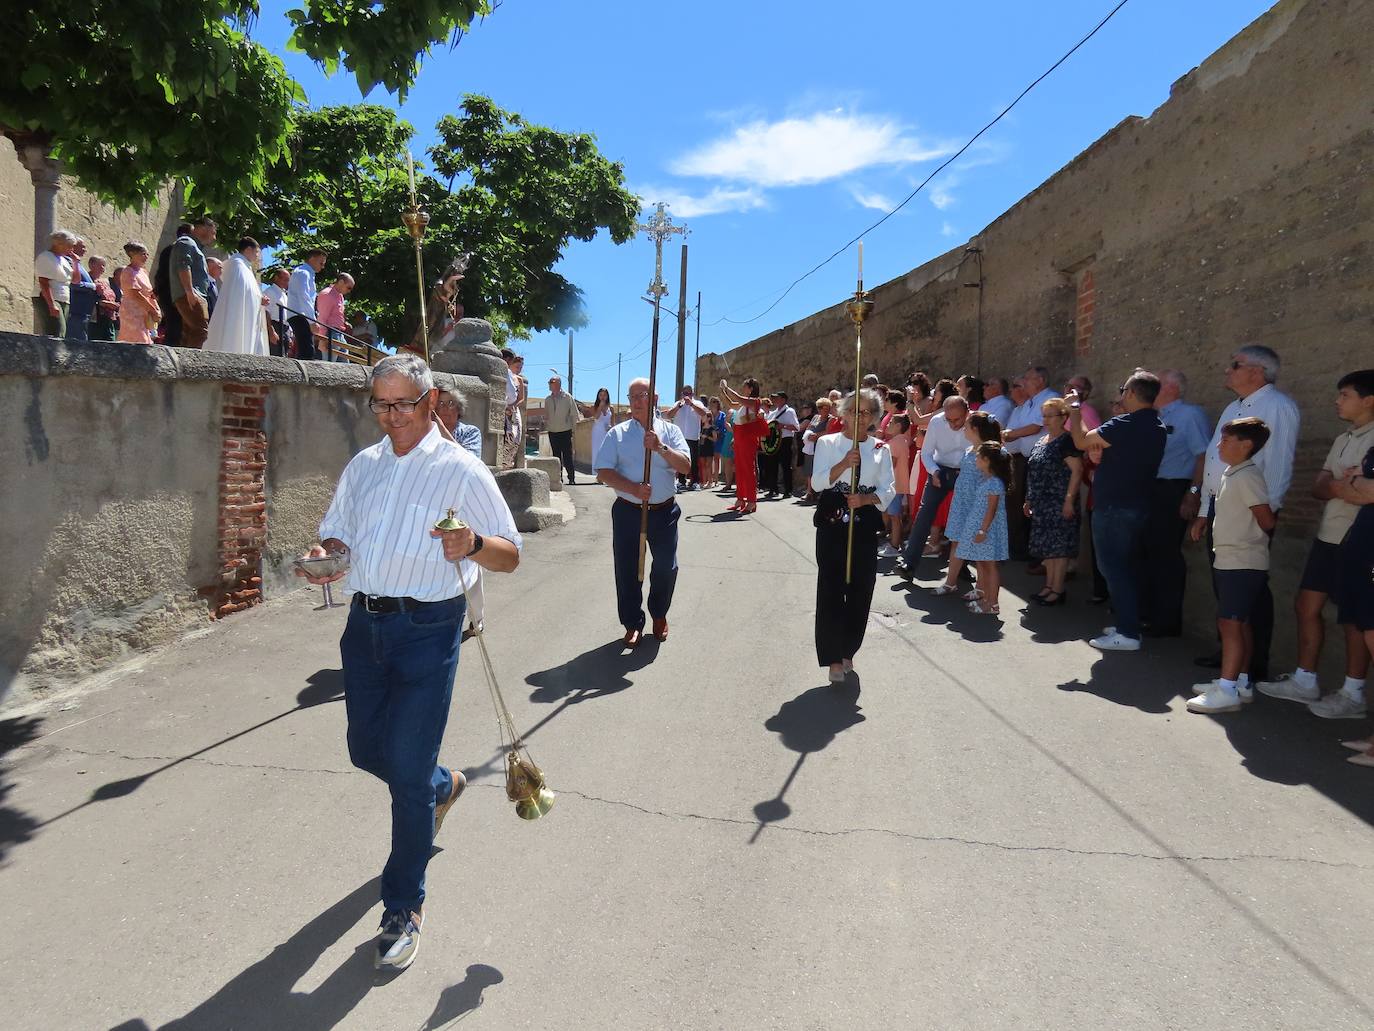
left=811, top=388, right=896, bottom=684
left=585, top=387, right=614, bottom=468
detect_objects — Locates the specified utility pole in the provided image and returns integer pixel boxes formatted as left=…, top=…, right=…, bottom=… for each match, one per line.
left=616, top=352, right=622, bottom=411
left=674, top=244, right=689, bottom=395
left=693, top=290, right=701, bottom=381
left=567, top=330, right=574, bottom=399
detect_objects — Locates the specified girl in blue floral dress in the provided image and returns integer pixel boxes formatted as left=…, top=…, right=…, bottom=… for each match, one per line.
left=955, top=442, right=1011, bottom=615
left=931, top=411, right=1004, bottom=601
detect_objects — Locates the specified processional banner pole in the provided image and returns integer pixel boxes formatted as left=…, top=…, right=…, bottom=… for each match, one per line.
left=844, top=241, right=874, bottom=584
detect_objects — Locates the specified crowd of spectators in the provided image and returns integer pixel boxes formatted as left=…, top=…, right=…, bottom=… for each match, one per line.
left=34, top=222, right=371, bottom=360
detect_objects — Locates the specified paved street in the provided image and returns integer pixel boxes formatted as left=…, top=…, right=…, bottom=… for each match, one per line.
left=3, top=483, right=1374, bottom=1030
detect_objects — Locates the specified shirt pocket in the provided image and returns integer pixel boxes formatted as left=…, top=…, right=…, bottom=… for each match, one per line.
left=395, top=502, right=446, bottom=559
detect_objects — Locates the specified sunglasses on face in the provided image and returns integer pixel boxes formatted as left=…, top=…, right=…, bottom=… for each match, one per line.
left=1228, top=360, right=1248, bottom=371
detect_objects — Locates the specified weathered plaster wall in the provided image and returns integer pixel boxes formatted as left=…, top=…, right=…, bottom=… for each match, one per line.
left=0, top=334, right=491, bottom=706
left=0, top=140, right=180, bottom=333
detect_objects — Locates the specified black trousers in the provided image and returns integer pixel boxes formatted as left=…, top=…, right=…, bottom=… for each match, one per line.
left=777, top=437, right=795, bottom=494
left=678, top=438, right=700, bottom=487
left=268, top=317, right=287, bottom=357
left=1007, top=453, right=1030, bottom=560
left=815, top=506, right=881, bottom=666
left=759, top=446, right=779, bottom=494
left=1205, top=516, right=1275, bottom=680
left=289, top=315, right=317, bottom=361
left=612, top=499, right=679, bottom=630
left=549, top=429, right=575, bottom=483
left=1142, top=479, right=1191, bottom=630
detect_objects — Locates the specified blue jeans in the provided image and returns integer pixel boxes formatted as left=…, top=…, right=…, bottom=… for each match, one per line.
left=611, top=498, right=679, bottom=630
left=340, top=594, right=465, bottom=914
left=1091, top=505, right=1149, bottom=639
left=902, top=465, right=959, bottom=565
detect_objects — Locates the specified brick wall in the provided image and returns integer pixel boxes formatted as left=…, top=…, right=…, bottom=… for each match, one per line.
left=206, top=384, right=269, bottom=618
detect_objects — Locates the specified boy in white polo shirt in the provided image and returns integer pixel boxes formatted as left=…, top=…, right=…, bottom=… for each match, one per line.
left=1188, top=417, right=1276, bottom=714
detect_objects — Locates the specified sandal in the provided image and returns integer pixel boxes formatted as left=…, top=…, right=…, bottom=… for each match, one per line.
left=931, top=583, right=959, bottom=596
left=962, top=587, right=984, bottom=602
left=967, top=599, right=1000, bottom=615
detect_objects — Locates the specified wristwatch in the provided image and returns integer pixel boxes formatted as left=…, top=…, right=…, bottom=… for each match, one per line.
left=466, top=533, right=485, bottom=558
left=1188, top=485, right=1201, bottom=495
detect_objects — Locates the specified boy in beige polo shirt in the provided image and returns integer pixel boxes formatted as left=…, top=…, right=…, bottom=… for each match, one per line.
left=1188, top=417, right=1276, bottom=714
left=1258, top=369, right=1374, bottom=717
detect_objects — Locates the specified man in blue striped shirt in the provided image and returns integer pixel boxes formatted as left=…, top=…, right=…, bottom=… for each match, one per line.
left=300, top=354, right=521, bottom=971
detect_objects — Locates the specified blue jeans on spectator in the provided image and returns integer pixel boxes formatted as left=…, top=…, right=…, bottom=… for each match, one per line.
left=1091, top=505, right=1149, bottom=639
left=611, top=498, right=679, bottom=630
left=340, top=594, right=465, bottom=914
left=902, top=465, right=959, bottom=565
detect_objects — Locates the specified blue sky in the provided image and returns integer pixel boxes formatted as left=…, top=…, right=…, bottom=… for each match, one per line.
left=255, top=0, right=1274, bottom=396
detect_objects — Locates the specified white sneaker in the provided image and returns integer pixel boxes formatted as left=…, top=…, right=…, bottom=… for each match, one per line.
left=1187, top=685, right=1243, bottom=714
left=877, top=543, right=899, bottom=558
left=1308, top=691, right=1368, bottom=719
left=1192, top=680, right=1216, bottom=696
left=1089, top=631, right=1141, bottom=652
left=1194, top=679, right=1254, bottom=702
left=1257, top=673, right=1320, bottom=703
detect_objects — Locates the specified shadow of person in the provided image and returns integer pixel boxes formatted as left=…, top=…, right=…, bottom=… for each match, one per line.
left=897, top=588, right=1004, bottom=644
left=0, top=715, right=43, bottom=862
left=418, top=964, right=504, bottom=1029
left=1056, top=655, right=1177, bottom=715
left=299, top=669, right=346, bottom=708
left=525, top=640, right=656, bottom=705
left=751, top=683, right=866, bottom=841
left=112, top=878, right=384, bottom=1031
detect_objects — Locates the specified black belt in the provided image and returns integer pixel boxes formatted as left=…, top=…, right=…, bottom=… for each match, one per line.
left=353, top=594, right=455, bottom=614
left=615, top=497, right=676, bottom=511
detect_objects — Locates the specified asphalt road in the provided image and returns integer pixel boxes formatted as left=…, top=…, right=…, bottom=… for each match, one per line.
left=3, top=482, right=1373, bottom=1030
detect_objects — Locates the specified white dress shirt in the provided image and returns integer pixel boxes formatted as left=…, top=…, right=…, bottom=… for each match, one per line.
left=319, top=425, right=522, bottom=601
left=672, top=401, right=704, bottom=441
left=1201, top=383, right=1300, bottom=509
left=920, top=413, right=969, bottom=474
left=811, top=433, right=896, bottom=509
left=262, top=283, right=288, bottom=325
left=769, top=404, right=801, bottom=438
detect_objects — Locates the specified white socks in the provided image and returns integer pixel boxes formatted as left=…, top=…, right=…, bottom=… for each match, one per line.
left=1342, top=676, right=1366, bottom=700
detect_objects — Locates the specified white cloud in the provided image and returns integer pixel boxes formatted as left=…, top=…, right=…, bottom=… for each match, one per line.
left=635, top=185, right=766, bottom=219
left=930, top=184, right=956, bottom=210
left=849, top=186, right=898, bottom=212
left=941, top=222, right=958, bottom=238
left=670, top=109, right=954, bottom=188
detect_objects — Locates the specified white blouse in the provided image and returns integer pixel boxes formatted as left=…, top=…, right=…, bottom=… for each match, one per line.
left=811, top=433, right=896, bottom=510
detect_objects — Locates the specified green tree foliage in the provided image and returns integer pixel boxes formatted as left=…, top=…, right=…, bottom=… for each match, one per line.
left=1, top=1, right=490, bottom=211
left=222, top=98, right=640, bottom=345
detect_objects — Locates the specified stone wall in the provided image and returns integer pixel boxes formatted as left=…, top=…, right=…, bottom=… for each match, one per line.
left=0, top=334, right=493, bottom=706
left=0, top=140, right=181, bottom=333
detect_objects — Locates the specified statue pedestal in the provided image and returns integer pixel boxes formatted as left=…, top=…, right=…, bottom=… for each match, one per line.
left=429, top=318, right=508, bottom=467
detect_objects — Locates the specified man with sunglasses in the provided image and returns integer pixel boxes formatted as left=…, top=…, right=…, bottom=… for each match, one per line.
left=1189, top=346, right=1300, bottom=682
left=297, top=354, right=522, bottom=972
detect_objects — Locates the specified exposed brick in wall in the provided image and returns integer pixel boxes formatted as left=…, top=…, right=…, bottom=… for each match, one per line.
left=1075, top=268, right=1095, bottom=358
left=203, top=383, right=269, bottom=618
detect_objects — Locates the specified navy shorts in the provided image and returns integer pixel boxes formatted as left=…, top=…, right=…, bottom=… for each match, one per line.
left=1298, top=539, right=1342, bottom=595
left=1214, top=568, right=1268, bottom=622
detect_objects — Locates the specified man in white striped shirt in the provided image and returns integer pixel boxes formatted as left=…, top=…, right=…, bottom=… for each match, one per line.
left=299, top=354, right=521, bottom=972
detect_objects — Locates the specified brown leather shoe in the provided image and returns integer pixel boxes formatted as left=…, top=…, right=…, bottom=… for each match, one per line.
left=433, top=769, right=466, bottom=837
left=623, top=626, right=642, bottom=648
left=652, top=618, right=669, bottom=642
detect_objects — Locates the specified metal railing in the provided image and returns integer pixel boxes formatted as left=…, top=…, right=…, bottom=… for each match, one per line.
left=275, top=302, right=387, bottom=366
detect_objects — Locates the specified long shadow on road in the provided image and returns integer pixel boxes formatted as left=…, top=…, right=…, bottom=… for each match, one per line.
left=0, top=715, right=44, bottom=863
left=111, top=876, right=504, bottom=1031
left=751, top=680, right=866, bottom=843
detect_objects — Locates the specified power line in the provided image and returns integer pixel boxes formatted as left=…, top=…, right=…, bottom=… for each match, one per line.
left=708, top=0, right=1132, bottom=329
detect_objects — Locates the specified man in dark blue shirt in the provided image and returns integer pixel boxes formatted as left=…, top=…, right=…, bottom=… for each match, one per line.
left=1068, top=370, right=1167, bottom=651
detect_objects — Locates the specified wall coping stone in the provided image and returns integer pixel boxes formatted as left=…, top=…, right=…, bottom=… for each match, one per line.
left=0, top=332, right=486, bottom=395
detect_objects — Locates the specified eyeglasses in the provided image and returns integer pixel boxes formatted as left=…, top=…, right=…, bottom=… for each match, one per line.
left=436, top=400, right=459, bottom=411
left=368, top=392, right=427, bottom=414
left=1227, top=360, right=1248, bottom=371
left=629, top=390, right=651, bottom=400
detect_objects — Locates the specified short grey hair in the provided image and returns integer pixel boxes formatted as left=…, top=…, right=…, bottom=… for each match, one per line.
left=50, top=229, right=78, bottom=245
left=1236, top=344, right=1280, bottom=383
left=840, top=388, right=884, bottom=427
left=1161, top=368, right=1188, bottom=394
left=372, top=353, right=435, bottom=393
left=439, top=387, right=467, bottom=416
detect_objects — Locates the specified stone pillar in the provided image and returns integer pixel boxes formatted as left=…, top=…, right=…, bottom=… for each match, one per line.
left=15, top=142, right=63, bottom=334
left=428, top=317, right=509, bottom=467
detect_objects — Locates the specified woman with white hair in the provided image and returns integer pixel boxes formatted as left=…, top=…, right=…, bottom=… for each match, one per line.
left=35, top=229, right=77, bottom=337
left=810, top=389, right=895, bottom=684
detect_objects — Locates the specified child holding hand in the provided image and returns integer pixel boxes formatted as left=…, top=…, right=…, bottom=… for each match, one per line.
left=952, top=441, right=1011, bottom=615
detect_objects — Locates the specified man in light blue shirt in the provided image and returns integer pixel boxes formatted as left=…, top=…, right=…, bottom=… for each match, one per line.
left=594, top=377, right=692, bottom=646
left=287, top=248, right=328, bottom=360
left=980, top=377, right=1014, bottom=427
left=1002, top=368, right=1061, bottom=559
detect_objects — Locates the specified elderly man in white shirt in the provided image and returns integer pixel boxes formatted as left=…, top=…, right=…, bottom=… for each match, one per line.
left=1187, top=344, right=1300, bottom=683
left=897, top=395, right=970, bottom=574
left=299, top=353, right=521, bottom=972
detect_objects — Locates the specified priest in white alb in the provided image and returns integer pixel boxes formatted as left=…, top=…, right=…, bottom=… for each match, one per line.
left=204, top=236, right=270, bottom=356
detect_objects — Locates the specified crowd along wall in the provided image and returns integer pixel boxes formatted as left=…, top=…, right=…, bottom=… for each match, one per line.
left=0, top=334, right=496, bottom=708
left=696, top=0, right=1373, bottom=675
left=0, top=140, right=181, bottom=333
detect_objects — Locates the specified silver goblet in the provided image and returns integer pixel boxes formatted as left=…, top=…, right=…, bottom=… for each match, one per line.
left=293, top=551, right=351, bottom=609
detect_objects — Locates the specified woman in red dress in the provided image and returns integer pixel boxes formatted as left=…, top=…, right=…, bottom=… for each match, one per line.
left=719, top=377, right=768, bottom=513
